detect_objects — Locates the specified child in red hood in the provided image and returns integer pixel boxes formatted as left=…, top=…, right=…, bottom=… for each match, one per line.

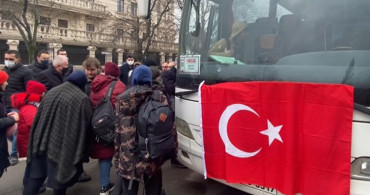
left=11, top=80, right=46, bottom=158
left=11, top=80, right=46, bottom=189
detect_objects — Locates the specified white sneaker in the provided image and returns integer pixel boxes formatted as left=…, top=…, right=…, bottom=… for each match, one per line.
left=100, top=183, right=114, bottom=195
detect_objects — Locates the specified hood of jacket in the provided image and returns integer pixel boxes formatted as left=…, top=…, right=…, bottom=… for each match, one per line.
left=116, top=85, right=152, bottom=116
left=91, top=74, right=116, bottom=93
left=11, top=93, right=42, bottom=109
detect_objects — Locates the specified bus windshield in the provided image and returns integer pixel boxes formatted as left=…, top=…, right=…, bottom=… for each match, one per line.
left=177, top=0, right=370, bottom=106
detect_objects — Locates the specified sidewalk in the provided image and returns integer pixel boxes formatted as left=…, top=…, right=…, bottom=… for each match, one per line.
left=0, top=157, right=106, bottom=195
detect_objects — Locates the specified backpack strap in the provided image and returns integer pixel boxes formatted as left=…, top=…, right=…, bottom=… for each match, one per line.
left=105, top=81, right=117, bottom=100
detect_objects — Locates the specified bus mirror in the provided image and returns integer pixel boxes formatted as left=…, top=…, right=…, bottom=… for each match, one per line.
left=137, top=0, right=151, bottom=19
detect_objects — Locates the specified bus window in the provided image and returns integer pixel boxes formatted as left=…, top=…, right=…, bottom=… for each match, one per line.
left=178, top=0, right=370, bottom=106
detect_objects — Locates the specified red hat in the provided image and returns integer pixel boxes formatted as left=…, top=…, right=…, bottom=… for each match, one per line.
left=104, top=62, right=120, bottom=78
left=0, top=71, right=9, bottom=85
left=26, top=80, right=46, bottom=95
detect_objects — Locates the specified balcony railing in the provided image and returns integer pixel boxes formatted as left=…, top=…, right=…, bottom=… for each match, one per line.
left=0, top=19, right=17, bottom=32
left=46, top=0, right=107, bottom=13
left=38, top=25, right=132, bottom=45
left=6, top=0, right=107, bottom=14
left=0, top=21, right=177, bottom=53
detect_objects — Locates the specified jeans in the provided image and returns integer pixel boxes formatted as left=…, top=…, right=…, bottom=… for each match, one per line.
left=6, top=107, right=18, bottom=156
left=99, top=158, right=112, bottom=188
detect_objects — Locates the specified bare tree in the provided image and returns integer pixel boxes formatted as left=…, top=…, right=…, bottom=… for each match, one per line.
left=0, top=0, right=41, bottom=63
left=112, top=0, right=176, bottom=60
left=0, top=0, right=63, bottom=63
left=176, top=0, right=184, bottom=10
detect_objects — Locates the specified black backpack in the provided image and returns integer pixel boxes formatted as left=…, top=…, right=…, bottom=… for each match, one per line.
left=91, top=81, right=116, bottom=144
left=135, top=90, right=175, bottom=160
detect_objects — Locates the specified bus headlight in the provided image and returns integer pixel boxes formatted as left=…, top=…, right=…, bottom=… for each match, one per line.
left=176, top=117, right=194, bottom=140
left=352, top=157, right=370, bottom=181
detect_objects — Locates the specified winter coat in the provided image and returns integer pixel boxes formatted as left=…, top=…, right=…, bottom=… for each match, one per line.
left=64, top=62, right=74, bottom=78
left=89, top=75, right=126, bottom=159
left=119, top=63, right=134, bottom=86
left=162, top=67, right=176, bottom=110
left=36, top=66, right=66, bottom=91
left=0, top=94, right=16, bottom=177
left=161, top=67, right=176, bottom=97
left=10, top=92, right=42, bottom=158
left=114, top=85, right=169, bottom=181
left=85, top=81, right=92, bottom=97
left=27, top=82, right=92, bottom=183
left=3, top=63, right=33, bottom=107
left=28, top=60, right=49, bottom=78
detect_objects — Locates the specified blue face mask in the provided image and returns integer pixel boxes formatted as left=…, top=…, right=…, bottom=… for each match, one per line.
left=40, top=60, right=49, bottom=67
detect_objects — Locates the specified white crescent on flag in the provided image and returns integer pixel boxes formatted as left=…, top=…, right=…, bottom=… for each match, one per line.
left=219, top=104, right=262, bottom=158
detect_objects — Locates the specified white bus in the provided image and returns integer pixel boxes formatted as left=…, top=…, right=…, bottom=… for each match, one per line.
left=139, top=0, right=370, bottom=194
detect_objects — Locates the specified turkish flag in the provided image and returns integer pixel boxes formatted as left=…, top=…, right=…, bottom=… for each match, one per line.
left=200, top=82, right=353, bottom=195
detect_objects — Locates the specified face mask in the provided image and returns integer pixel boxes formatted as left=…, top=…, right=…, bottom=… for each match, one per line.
left=5, top=60, right=15, bottom=68
left=127, top=60, right=134, bottom=65
left=40, top=60, right=49, bottom=67
left=62, top=67, right=69, bottom=74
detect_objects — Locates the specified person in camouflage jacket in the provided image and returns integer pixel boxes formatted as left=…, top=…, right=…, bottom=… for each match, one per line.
left=114, top=65, right=168, bottom=195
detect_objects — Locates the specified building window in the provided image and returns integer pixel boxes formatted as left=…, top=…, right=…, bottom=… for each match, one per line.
left=58, top=19, right=68, bottom=28
left=86, top=23, right=95, bottom=32
left=40, top=16, right=51, bottom=25
left=131, top=3, right=137, bottom=16
left=117, top=0, right=124, bottom=13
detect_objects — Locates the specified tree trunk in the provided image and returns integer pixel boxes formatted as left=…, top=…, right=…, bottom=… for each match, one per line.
left=27, top=41, right=36, bottom=63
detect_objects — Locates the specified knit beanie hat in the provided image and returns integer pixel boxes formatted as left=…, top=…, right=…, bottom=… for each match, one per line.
left=67, top=70, right=87, bottom=90
left=104, top=62, right=120, bottom=78
left=0, top=71, right=9, bottom=85
left=132, top=65, right=152, bottom=86
left=142, top=57, right=157, bottom=67
left=26, top=80, right=46, bottom=95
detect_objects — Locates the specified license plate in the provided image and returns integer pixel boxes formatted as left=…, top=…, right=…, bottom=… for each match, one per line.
left=245, top=184, right=277, bottom=195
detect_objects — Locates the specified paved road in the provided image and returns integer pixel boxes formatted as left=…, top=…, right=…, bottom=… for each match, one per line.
left=0, top=146, right=249, bottom=195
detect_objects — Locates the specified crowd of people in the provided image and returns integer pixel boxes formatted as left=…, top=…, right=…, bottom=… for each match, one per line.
left=0, top=49, right=181, bottom=195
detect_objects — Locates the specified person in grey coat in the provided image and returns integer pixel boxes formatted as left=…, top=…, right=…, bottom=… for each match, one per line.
left=24, top=71, right=92, bottom=195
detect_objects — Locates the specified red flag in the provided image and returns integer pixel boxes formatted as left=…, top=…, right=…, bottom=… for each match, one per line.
left=200, top=82, right=353, bottom=195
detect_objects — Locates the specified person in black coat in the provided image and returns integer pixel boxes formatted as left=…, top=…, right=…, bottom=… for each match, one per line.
left=3, top=50, right=32, bottom=166
left=119, top=55, right=135, bottom=86
left=0, top=70, right=19, bottom=178
left=36, top=55, right=69, bottom=91
left=28, top=50, right=50, bottom=78
left=162, top=61, right=176, bottom=101
left=161, top=61, right=186, bottom=169
left=3, top=50, right=33, bottom=110
left=57, top=49, right=74, bottom=78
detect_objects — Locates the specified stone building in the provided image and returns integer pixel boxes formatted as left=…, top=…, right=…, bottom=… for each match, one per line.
left=0, top=0, right=178, bottom=65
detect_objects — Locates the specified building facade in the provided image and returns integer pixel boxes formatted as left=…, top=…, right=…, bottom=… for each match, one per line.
left=0, top=0, right=178, bottom=65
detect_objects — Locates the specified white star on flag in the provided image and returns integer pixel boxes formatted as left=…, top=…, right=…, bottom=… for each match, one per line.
left=260, top=120, right=283, bottom=146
